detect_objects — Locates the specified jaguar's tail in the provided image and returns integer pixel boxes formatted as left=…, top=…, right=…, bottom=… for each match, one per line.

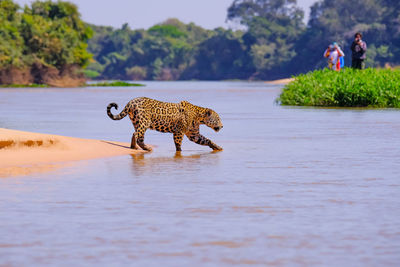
left=107, top=102, right=129, bottom=120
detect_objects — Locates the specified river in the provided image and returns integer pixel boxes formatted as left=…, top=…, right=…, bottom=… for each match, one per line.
left=1, top=81, right=399, bottom=266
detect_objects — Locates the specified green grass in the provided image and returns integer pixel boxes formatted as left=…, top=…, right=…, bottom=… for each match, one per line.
left=87, top=81, right=145, bottom=87
left=0, top=84, right=49, bottom=88
left=277, top=68, right=400, bottom=108
left=1, top=81, right=145, bottom=88
left=82, top=69, right=101, bottom=79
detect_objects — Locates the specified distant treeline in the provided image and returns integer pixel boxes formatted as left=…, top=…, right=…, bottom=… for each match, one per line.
left=86, top=0, right=400, bottom=81
left=1, top=0, right=399, bottom=84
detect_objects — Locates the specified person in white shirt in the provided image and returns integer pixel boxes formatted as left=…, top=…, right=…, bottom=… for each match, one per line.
left=324, top=43, right=345, bottom=71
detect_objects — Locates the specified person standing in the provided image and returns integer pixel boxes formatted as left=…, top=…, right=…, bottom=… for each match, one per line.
left=324, top=43, right=344, bottom=71
left=351, top=32, right=367, bottom=69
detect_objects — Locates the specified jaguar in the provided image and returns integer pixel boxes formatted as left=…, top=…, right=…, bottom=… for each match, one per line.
left=107, top=97, right=223, bottom=151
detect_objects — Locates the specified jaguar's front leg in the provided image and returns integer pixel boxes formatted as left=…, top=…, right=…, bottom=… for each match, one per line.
left=187, top=131, right=223, bottom=151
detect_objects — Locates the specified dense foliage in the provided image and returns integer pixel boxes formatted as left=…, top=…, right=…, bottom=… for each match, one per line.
left=277, top=68, right=400, bottom=107
left=0, top=0, right=92, bottom=85
left=0, top=0, right=92, bottom=68
left=227, top=0, right=305, bottom=78
left=86, top=19, right=219, bottom=80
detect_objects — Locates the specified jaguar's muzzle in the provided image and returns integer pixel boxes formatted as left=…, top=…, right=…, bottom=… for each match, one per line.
left=213, top=126, right=223, bottom=132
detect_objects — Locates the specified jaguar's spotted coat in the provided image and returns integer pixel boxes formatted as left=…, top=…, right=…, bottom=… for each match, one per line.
left=107, top=97, right=223, bottom=151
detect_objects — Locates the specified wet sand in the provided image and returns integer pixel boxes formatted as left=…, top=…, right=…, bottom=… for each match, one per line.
left=0, top=128, right=147, bottom=177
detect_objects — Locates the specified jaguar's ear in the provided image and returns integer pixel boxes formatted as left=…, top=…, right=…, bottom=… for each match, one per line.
left=205, top=109, right=212, bottom=116
left=179, top=101, right=188, bottom=112
left=180, top=100, right=189, bottom=106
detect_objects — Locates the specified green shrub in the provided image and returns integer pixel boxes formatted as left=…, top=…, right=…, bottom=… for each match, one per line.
left=0, top=83, right=48, bottom=88
left=87, top=81, right=144, bottom=87
left=82, top=69, right=100, bottom=79
left=277, top=68, right=400, bottom=108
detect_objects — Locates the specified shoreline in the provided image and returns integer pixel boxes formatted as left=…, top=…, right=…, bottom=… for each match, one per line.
left=264, top=78, right=294, bottom=85
left=0, top=128, right=148, bottom=177
left=0, top=78, right=294, bottom=88
left=0, top=80, right=145, bottom=88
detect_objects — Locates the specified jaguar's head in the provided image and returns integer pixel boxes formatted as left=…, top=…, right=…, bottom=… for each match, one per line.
left=203, top=109, right=223, bottom=132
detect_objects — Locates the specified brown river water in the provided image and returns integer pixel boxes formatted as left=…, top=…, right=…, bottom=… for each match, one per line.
left=0, top=81, right=400, bottom=266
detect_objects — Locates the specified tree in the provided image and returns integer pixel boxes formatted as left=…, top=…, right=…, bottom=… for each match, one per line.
left=227, top=0, right=304, bottom=79
left=0, top=0, right=93, bottom=85
left=0, top=0, right=25, bottom=67
left=228, top=0, right=303, bottom=26
left=22, top=0, right=92, bottom=68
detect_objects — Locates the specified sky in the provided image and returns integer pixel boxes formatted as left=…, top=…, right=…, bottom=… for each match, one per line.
left=15, top=0, right=318, bottom=29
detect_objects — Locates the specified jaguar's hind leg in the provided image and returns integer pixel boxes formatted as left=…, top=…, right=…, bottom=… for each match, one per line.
left=173, top=132, right=184, bottom=151
left=130, top=132, right=139, bottom=149
left=129, top=110, right=141, bottom=150
left=135, top=125, right=152, bottom=151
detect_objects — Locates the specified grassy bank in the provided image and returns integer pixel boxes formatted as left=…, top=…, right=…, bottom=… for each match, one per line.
left=1, top=81, right=145, bottom=88
left=0, top=84, right=49, bottom=88
left=277, top=68, right=400, bottom=108
left=87, top=81, right=145, bottom=87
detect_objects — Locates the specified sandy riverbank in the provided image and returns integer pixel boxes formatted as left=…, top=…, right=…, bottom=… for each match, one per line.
left=264, top=78, right=295, bottom=85
left=0, top=128, right=148, bottom=177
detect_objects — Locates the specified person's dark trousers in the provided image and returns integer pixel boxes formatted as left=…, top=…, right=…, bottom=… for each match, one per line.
left=352, top=59, right=365, bottom=69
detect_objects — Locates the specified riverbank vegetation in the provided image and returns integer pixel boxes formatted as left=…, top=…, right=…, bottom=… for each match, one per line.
left=0, top=83, right=49, bottom=88
left=87, top=81, right=144, bottom=87
left=0, top=81, right=144, bottom=88
left=1, top=0, right=400, bottom=85
left=277, top=68, right=400, bottom=108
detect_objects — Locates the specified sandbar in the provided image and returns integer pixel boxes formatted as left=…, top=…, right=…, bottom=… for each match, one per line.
left=265, top=78, right=295, bottom=85
left=0, top=128, right=147, bottom=177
